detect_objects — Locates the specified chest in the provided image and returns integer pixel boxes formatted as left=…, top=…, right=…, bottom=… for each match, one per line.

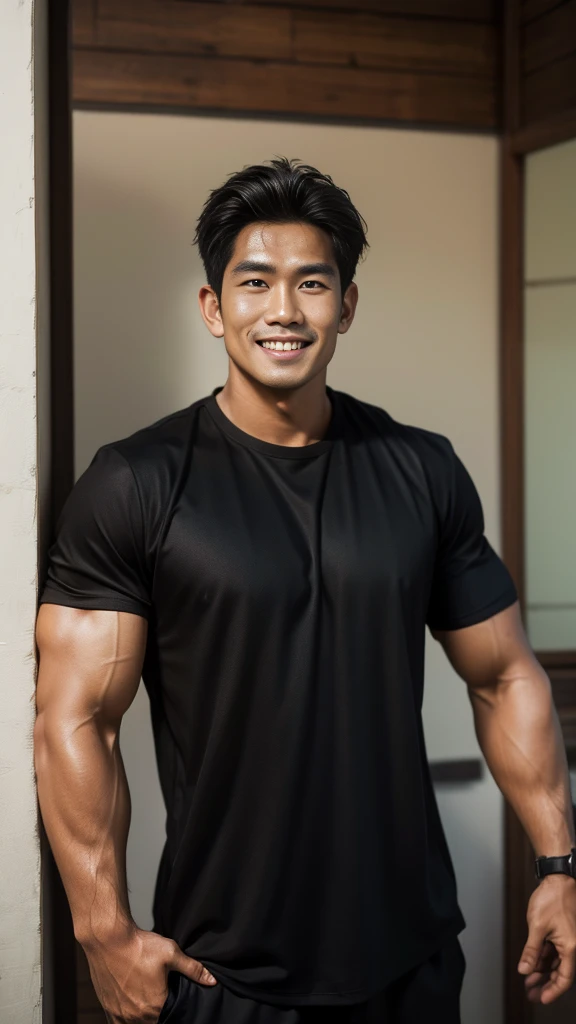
left=153, top=440, right=437, bottom=614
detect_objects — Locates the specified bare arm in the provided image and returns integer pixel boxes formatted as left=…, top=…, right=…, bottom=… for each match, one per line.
left=34, top=604, right=217, bottom=1024
left=432, top=600, right=576, bottom=1004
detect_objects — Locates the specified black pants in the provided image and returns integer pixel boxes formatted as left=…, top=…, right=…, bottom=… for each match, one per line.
left=159, top=937, right=465, bottom=1024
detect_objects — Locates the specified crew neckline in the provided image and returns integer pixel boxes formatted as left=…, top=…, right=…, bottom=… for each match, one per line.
left=204, top=385, right=341, bottom=459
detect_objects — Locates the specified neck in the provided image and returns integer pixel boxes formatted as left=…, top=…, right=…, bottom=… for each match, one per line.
left=216, top=368, right=332, bottom=447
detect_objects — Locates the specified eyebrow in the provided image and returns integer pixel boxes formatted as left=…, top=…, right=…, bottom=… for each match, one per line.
left=230, top=260, right=336, bottom=278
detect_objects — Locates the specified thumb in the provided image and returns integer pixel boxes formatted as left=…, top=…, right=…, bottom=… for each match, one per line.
left=518, top=927, right=547, bottom=975
left=168, top=944, right=218, bottom=987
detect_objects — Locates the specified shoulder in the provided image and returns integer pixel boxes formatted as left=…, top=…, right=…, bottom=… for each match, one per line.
left=92, top=395, right=209, bottom=486
left=333, top=388, right=455, bottom=476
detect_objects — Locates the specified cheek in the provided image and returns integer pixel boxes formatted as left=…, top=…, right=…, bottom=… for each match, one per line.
left=229, top=293, right=265, bottom=325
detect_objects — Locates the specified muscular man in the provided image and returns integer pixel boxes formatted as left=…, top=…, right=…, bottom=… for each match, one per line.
left=35, top=158, right=576, bottom=1024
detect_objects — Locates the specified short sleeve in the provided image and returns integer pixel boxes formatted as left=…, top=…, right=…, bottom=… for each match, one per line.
left=426, top=442, right=518, bottom=631
left=39, top=445, right=152, bottom=619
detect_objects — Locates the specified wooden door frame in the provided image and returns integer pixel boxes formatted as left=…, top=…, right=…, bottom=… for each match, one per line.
left=500, top=2, right=576, bottom=1021
left=42, top=0, right=77, bottom=1021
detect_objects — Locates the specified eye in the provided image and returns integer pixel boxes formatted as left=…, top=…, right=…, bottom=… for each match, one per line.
left=300, top=280, right=326, bottom=290
left=243, top=278, right=267, bottom=288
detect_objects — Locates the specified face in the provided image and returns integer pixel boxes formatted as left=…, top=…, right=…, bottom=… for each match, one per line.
left=198, top=222, right=358, bottom=392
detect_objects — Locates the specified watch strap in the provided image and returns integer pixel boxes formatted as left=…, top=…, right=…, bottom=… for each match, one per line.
left=535, top=848, right=576, bottom=881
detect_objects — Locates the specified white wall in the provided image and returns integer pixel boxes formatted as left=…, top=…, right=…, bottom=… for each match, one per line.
left=73, top=110, right=504, bottom=1024
left=524, top=139, right=576, bottom=651
left=0, top=2, right=46, bottom=1021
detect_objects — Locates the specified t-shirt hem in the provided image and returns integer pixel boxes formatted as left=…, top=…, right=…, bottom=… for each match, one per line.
left=427, top=585, right=518, bottom=632
left=38, top=589, right=150, bottom=620
left=197, top=919, right=466, bottom=1007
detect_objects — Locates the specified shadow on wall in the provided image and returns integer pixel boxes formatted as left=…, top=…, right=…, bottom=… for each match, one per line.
left=73, top=170, right=228, bottom=475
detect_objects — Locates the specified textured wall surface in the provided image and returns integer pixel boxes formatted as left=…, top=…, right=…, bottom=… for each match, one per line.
left=0, top=1, right=44, bottom=1022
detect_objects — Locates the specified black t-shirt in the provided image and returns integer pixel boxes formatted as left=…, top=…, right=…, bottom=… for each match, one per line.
left=39, top=386, right=517, bottom=1007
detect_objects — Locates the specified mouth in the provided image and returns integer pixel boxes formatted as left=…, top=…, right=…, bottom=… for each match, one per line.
left=255, top=337, right=314, bottom=359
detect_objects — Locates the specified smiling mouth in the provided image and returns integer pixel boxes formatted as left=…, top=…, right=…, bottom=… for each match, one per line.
left=256, top=339, right=313, bottom=351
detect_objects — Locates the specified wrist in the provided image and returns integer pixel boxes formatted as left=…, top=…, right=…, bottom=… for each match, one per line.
left=539, top=871, right=576, bottom=888
left=534, top=846, right=576, bottom=883
left=74, top=912, right=136, bottom=951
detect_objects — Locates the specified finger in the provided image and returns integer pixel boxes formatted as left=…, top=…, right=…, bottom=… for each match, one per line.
left=524, top=969, right=548, bottom=990
left=167, top=944, right=218, bottom=987
left=518, top=925, right=548, bottom=975
left=539, top=948, right=576, bottom=1004
left=534, top=940, right=556, bottom=973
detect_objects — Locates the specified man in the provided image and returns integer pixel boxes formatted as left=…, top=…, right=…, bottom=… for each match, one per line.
left=35, top=157, right=576, bottom=1024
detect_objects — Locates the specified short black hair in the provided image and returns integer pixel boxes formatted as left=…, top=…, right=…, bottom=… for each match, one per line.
left=194, top=156, right=368, bottom=300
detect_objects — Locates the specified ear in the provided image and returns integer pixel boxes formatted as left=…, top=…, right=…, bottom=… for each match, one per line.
left=338, top=282, right=358, bottom=335
left=198, top=285, right=224, bottom=338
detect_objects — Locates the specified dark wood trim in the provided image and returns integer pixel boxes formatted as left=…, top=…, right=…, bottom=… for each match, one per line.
left=429, top=759, right=484, bottom=783
left=72, top=47, right=497, bottom=129
left=509, top=107, right=576, bottom=152
left=520, top=0, right=567, bottom=24
left=537, top=651, right=576, bottom=671
left=43, top=1, right=77, bottom=1022
left=499, top=142, right=525, bottom=608
left=502, top=4, right=530, bottom=1020
left=174, top=0, right=498, bottom=19
left=49, top=0, right=75, bottom=522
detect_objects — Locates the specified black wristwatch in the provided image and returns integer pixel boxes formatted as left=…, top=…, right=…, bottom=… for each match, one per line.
left=535, top=848, right=576, bottom=881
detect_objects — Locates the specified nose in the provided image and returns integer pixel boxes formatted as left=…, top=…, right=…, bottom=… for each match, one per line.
left=263, top=283, right=304, bottom=327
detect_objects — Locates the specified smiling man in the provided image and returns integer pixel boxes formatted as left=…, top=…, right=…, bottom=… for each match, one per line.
left=35, top=158, right=576, bottom=1024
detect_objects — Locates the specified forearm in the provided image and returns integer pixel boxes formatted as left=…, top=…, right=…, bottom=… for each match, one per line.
left=34, top=710, right=133, bottom=945
left=470, top=668, right=575, bottom=855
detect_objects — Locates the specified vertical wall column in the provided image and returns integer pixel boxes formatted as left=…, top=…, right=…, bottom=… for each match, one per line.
left=0, top=1, right=48, bottom=1020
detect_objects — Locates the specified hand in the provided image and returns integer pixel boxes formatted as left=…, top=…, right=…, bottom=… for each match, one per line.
left=518, top=874, right=576, bottom=1004
left=81, top=921, right=218, bottom=1023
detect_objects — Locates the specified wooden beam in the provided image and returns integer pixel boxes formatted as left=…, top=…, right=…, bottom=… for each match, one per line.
left=72, top=0, right=96, bottom=45
left=523, top=0, right=576, bottom=75
left=91, top=1, right=496, bottom=77
left=73, top=48, right=496, bottom=127
left=174, top=0, right=497, bottom=21
left=524, top=50, right=576, bottom=123
left=502, top=0, right=530, bottom=1014
left=520, top=0, right=566, bottom=23
left=94, top=1, right=292, bottom=61
left=508, top=107, right=576, bottom=151
left=292, top=10, right=496, bottom=74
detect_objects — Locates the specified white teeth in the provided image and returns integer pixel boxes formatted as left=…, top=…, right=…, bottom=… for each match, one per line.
left=260, top=340, right=305, bottom=351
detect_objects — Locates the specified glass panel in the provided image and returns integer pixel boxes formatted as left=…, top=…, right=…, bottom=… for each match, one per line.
left=524, top=139, right=576, bottom=652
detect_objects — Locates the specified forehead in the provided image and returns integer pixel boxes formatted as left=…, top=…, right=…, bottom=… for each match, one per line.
left=228, top=222, right=335, bottom=269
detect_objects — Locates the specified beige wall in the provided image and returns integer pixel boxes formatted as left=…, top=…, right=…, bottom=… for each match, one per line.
left=0, top=2, right=46, bottom=1021
left=525, top=139, right=576, bottom=651
left=73, top=110, right=503, bottom=1024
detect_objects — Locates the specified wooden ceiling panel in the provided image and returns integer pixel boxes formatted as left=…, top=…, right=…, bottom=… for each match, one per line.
left=523, top=1, right=576, bottom=74
left=91, top=2, right=495, bottom=76
left=173, top=0, right=496, bottom=20
left=521, top=0, right=567, bottom=23
left=74, top=47, right=496, bottom=127
left=524, top=49, right=576, bottom=121
left=95, top=0, right=291, bottom=60
left=292, top=10, right=495, bottom=74
left=74, top=0, right=96, bottom=45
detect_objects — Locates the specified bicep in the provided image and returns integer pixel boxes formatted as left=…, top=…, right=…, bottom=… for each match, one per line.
left=35, top=604, right=147, bottom=727
left=430, top=600, right=539, bottom=690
